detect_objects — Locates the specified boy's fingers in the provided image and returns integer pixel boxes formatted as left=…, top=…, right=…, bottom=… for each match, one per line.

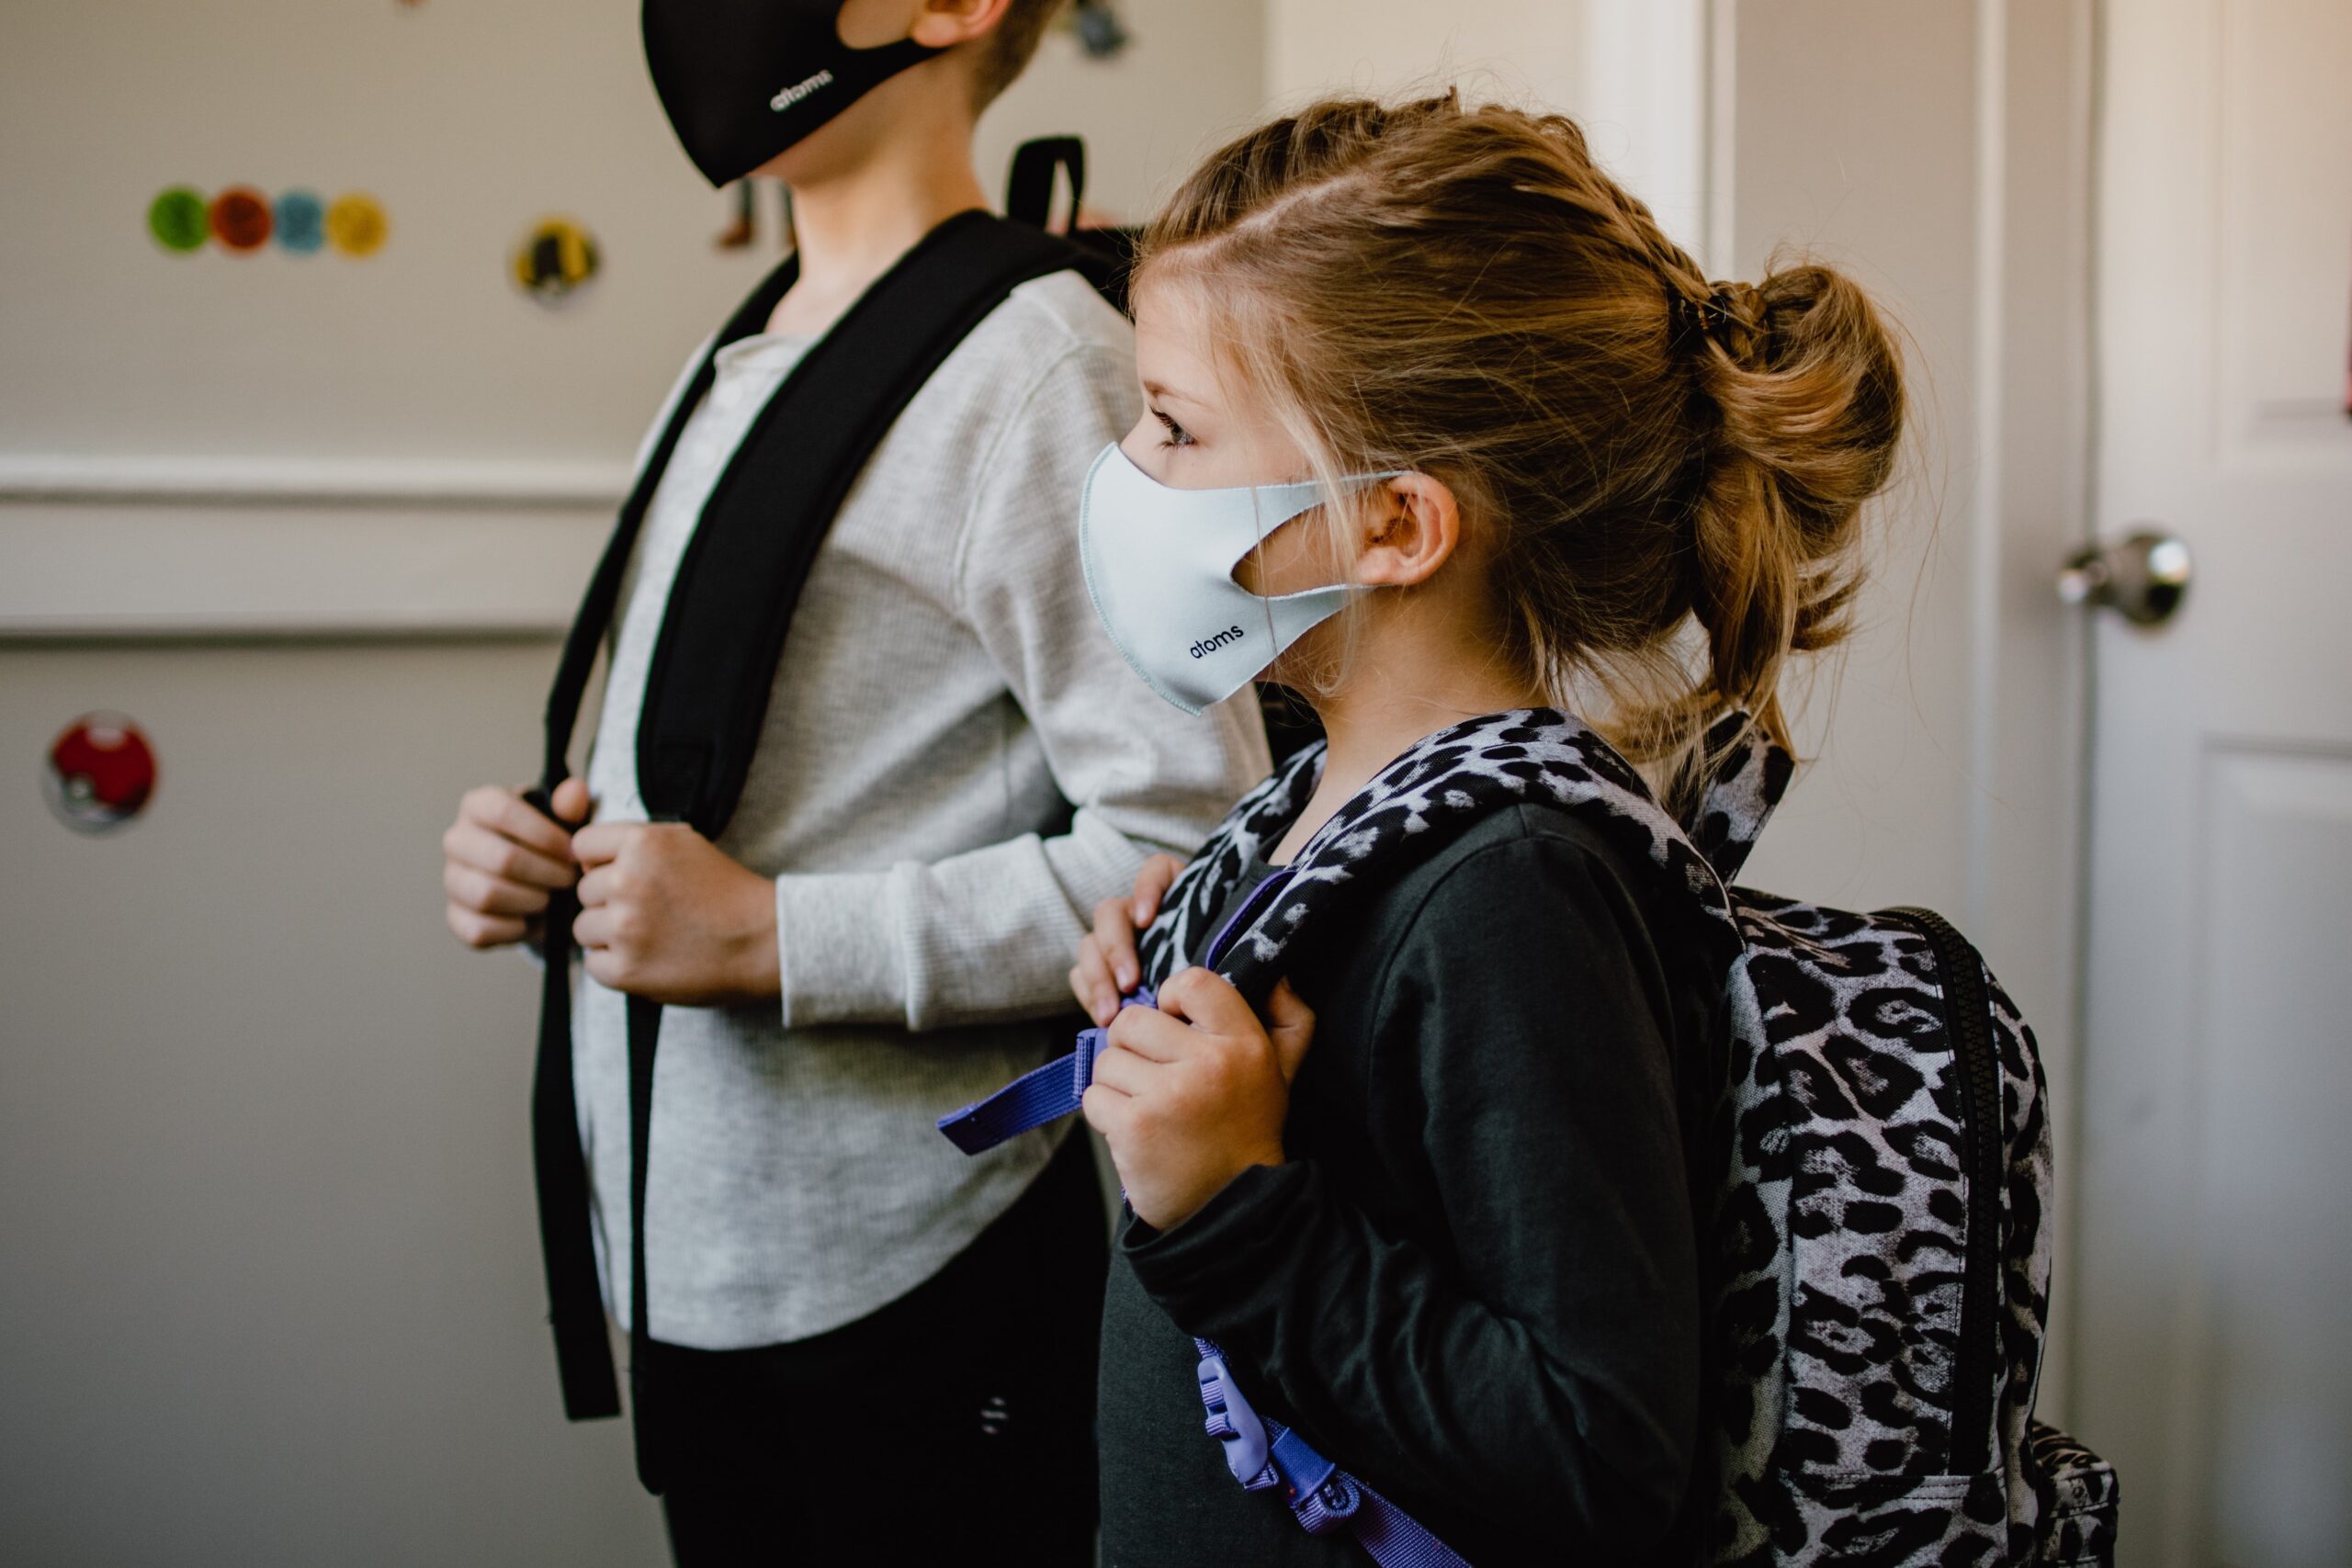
left=443, top=821, right=574, bottom=889
left=447, top=903, right=528, bottom=949
left=575, top=863, right=622, bottom=908
left=444, top=861, right=552, bottom=917
left=1131, top=853, right=1183, bottom=926
left=572, top=905, right=615, bottom=950
left=548, top=776, right=593, bottom=825
left=570, top=822, right=630, bottom=868
left=465, top=786, right=575, bottom=860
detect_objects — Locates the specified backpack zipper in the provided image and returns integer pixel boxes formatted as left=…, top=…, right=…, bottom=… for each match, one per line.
left=1883, top=906, right=2004, bottom=1474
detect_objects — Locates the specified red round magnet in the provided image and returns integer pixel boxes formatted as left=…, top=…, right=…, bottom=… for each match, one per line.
left=46, top=713, right=158, bottom=833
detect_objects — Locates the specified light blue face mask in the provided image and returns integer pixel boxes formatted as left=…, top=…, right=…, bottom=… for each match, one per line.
left=1078, top=443, right=1396, bottom=716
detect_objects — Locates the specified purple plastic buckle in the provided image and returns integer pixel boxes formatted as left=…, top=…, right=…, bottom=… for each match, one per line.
left=1195, top=1353, right=1271, bottom=1485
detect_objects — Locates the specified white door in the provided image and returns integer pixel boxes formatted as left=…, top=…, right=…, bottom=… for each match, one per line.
left=2075, top=2, right=2352, bottom=1563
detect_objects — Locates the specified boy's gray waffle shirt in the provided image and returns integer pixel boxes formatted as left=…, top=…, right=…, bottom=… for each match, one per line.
left=576, top=269, right=1269, bottom=1348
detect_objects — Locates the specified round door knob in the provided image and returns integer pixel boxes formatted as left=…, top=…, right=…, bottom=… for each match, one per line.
left=2057, top=530, right=2191, bottom=626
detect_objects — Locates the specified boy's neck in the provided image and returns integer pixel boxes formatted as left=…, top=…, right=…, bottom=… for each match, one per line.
left=766, top=111, right=990, bottom=338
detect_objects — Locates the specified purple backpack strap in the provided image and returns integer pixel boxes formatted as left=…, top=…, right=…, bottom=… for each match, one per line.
left=1193, top=1337, right=1470, bottom=1567
left=934, top=990, right=1149, bottom=1155
left=937, top=866, right=1300, bottom=1156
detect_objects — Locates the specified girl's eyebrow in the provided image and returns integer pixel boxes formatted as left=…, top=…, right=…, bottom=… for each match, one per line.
left=1141, top=379, right=1206, bottom=408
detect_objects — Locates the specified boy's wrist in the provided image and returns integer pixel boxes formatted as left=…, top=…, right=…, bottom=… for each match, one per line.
left=727, top=875, right=783, bottom=999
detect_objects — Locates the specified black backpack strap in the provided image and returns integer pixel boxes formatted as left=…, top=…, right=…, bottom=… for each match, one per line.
left=1007, top=134, right=1085, bottom=229
left=526, top=256, right=795, bottom=1431
left=530, top=210, right=1090, bottom=1476
left=1005, top=134, right=1137, bottom=314
left=635, top=209, right=1087, bottom=830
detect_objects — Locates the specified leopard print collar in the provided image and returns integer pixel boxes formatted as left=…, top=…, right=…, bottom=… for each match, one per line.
left=1136, top=706, right=1787, bottom=998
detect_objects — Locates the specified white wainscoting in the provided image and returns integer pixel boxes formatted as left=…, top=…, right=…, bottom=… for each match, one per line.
left=0, top=459, right=620, bottom=639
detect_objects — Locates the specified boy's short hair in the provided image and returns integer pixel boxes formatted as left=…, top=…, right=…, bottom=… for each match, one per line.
left=971, top=0, right=1067, bottom=107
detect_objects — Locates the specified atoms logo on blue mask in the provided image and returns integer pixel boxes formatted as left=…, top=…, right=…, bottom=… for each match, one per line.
left=1188, top=626, right=1247, bottom=660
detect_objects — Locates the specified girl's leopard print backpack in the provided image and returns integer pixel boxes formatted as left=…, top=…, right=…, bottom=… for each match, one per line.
left=1684, top=717, right=2120, bottom=1565
left=1123, top=708, right=2120, bottom=1566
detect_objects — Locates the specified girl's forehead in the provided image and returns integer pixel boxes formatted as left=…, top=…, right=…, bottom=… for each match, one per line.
left=1131, top=274, right=1215, bottom=353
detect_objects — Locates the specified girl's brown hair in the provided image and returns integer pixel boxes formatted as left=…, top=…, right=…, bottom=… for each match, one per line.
left=1138, top=93, right=1905, bottom=786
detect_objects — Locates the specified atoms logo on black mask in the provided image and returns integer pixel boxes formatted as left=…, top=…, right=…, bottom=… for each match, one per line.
left=1188, top=626, right=1246, bottom=660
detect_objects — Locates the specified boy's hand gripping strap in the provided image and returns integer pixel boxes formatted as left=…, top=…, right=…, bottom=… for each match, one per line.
left=1194, top=1338, right=1470, bottom=1568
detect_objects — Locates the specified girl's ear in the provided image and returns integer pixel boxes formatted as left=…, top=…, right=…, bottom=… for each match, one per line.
left=1352, top=473, right=1462, bottom=589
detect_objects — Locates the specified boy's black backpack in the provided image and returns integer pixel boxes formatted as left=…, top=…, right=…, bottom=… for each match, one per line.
left=951, top=707, right=2120, bottom=1566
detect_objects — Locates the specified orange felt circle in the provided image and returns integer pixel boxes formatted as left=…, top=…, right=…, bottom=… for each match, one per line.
left=209, top=186, right=274, bottom=251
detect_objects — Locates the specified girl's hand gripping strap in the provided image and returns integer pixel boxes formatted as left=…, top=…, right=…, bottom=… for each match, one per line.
left=935, top=987, right=1154, bottom=1155
left=1193, top=1337, right=1470, bottom=1568
left=936, top=866, right=1298, bottom=1156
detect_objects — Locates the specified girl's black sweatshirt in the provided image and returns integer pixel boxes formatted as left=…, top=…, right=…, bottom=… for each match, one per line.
left=1098, top=800, right=1725, bottom=1568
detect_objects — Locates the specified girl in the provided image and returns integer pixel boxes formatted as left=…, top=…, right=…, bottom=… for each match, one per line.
left=1068, top=95, right=1903, bottom=1565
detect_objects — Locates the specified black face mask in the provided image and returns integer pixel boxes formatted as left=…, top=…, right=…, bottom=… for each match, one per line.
left=643, top=0, right=945, bottom=187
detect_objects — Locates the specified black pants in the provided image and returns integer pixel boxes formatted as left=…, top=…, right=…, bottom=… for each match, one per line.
left=643, top=1129, right=1109, bottom=1567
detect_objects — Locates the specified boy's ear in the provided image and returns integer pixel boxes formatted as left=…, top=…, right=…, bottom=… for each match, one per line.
left=907, top=0, right=1017, bottom=50
left=1352, top=474, right=1462, bottom=589
left=836, top=0, right=1011, bottom=50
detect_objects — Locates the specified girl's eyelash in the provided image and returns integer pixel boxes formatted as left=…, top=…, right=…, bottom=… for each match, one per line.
left=1151, top=408, right=1196, bottom=447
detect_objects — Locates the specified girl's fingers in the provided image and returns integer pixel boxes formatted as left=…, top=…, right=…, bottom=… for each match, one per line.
left=1106, top=1001, right=1187, bottom=1063
left=1154, top=966, right=1256, bottom=1034
left=1071, top=937, right=1119, bottom=1025
left=1265, top=976, right=1317, bottom=1084
left=1091, top=897, right=1143, bottom=994
left=1088, top=1041, right=1160, bottom=1095
left=1131, top=852, right=1183, bottom=926
left=1080, top=1083, right=1133, bottom=1139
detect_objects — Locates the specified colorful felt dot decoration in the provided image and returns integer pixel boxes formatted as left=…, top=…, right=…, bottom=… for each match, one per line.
left=209, top=186, right=274, bottom=251
left=147, top=186, right=210, bottom=252
left=147, top=186, right=388, bottom=256
left=45, top=713, right=158, bottom=834
left=513, top=217, right=601, bottom=306
left=275, top=189, right=326, bottom=254
left=326, top=193, right=390, bottom=257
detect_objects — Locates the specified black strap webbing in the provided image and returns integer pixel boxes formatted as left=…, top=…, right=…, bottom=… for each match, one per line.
left=526, top=209, right=1092, bottom=1485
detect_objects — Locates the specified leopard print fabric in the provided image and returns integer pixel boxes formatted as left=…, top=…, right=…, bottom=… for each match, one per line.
left=1136, top=707, right=2114, bottom=1566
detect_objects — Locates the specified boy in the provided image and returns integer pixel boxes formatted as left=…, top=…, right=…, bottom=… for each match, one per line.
left=437, top=2, right=1268, bottom=1559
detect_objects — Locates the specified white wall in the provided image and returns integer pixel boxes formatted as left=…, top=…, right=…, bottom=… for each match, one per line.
left=1266, top=0, right=1583, bottom=106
